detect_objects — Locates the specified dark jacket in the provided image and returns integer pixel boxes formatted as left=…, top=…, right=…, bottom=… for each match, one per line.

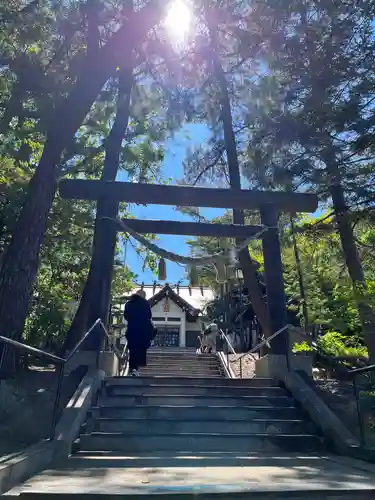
left=124, top=294, right=154, bottom=349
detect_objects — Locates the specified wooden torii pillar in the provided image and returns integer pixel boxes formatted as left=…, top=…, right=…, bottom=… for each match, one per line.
left=60, top=180, right=318, bottom=357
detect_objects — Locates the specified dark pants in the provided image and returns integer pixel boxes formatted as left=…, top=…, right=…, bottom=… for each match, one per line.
left=129, top=346, right=147, bottom=371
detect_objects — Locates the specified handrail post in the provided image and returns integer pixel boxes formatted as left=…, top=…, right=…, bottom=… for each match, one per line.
left=226, top=342, right=229, bottom=371
left=353, top=376, right=365, bottom=446
left=95, top=321, right=103, bottom=370
left=50, top=362, right=65, bottom=440
left=285, top=327, right=290, bottom=372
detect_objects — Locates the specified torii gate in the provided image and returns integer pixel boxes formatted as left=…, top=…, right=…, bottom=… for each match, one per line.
left=59, top=179, right=318, bottom=358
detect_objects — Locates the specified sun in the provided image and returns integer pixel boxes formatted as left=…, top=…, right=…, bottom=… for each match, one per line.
left=165, top=0, right=191, bottom=42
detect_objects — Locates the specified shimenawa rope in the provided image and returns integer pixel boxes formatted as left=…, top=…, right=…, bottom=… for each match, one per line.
left=101, top=217, right=274, bottom=282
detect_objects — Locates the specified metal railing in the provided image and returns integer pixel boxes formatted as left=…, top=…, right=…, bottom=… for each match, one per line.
left=347, top=363, right=375, bottom=446
left=0, top=318, right=128, bottom=441
left=288, top=326, right=375, bottom=447
left=221, top=323, right=375, bottom=448
left=220, top=324, right=289, bottom=378
left=105, top=325, right=129, bottom=376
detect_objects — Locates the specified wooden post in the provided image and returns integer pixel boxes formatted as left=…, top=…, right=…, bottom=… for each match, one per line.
left=85, top=198, right=118, bottom=350
left=260, top=204, right=288, bottom=355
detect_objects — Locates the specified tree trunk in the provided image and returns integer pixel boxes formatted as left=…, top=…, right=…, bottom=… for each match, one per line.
left=207, top=26, right=272, bottom=338
left=0, top=5, right=162, bottom=375
left=329, top=173, right=375, bottom=360
left=290, top=215, right=309, bottom=329
left=62, top=67, right=133, bottom=353
left=0, top=138, right=60, bottom=377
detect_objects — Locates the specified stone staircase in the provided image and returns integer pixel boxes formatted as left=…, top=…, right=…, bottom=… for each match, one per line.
left=139, top=348, right=223, bottom=378
left=5, top=349, right=375, bottom=498
left=77, top=373, right=324, bottom=455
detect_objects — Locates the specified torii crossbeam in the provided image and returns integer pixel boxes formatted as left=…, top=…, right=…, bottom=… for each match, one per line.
left=60, top=179, right=317, bottom=212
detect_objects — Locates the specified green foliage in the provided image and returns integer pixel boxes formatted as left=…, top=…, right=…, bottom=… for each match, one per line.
left=24, top=275, right=73, bottom=349
left=292, top=341, right=313, bottom=354
left=191, top=208, right=375, bottom=352
left=316, top=331, right=368, bottom=359
left=2, top=0, right=375, bottom=358
left=292, top=331, right=368, bottom=358
left=0, top=0, right=184, bottom=348
left=282, top=213, right=375, bottom=335
left=111, top=265, right=135, bottom=299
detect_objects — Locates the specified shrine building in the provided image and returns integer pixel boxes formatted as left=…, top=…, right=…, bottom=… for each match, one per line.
left=111, top=283, right=215, bottom=348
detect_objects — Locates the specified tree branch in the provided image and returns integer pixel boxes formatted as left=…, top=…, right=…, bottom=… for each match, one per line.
left=192, top=146, right=226, bottom=186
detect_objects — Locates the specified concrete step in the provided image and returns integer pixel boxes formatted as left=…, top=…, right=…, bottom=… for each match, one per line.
left=146, top=354, right=218, bottom=359
left=99, top=394, right=295, bottom=407
left=91, top=404, right=306, bottom=421
left=145, top=360, right=219, bottom=365
left=146, top=356, right=218, bottom=361
left=140, top=370, right=223, bottom=380
left=139, top=368, right=221, bottom=373
left=79, top=432, right=324, bottom=453
left=146, top=359, right=220, bottom=364
left=138, top=370, right=223, bottom=377
left=145, top=361, right=220, bottom=366
left=147, top=351, right=216, bottom=357
left=9, top=454, right=375, bottom=498
left=142, top=362, right=220, bottom=371
left=140, top=364, right=221, bottom=369
left=145, top=356, right=219, bottom=360
left=56, top=451, right=329, bottom=467
left=147, top=352, right=218, bottom=356
left=105, top=376, right=278, bottom=387
left=137, top=374, right=223, bottom=378
left=89, top=417, right=316, bottom=435
left=10, top=453, right=375, bottom=500
left=144, top=362, right=221, bottom=369
left=140, top=367, right=222, bottom=374
left=104, top=384, right=286, bottom=397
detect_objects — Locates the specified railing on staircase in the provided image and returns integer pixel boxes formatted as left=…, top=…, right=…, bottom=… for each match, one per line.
left=0, top=319, right=128, bottom=443
left=105, top=325, right=129, bottom=376
left=288, top=326, right=375, bottom=448
left=221, top=324, right=375, bottom=449
left=220, top=324, right=289, bottom=378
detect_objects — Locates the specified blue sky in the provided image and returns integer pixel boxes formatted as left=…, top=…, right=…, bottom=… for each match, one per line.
left=118, top=123, right=225, bottom=286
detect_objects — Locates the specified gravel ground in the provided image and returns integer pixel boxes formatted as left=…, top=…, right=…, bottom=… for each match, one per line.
left=228, top=353, right=258, bottom=378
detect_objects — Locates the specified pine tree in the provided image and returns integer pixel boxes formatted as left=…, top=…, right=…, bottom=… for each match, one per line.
left=0, top=0, right=166, bottom=362
left=241, top=0, right=375, bottom=357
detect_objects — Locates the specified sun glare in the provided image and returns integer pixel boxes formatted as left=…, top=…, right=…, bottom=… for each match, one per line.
left=165, top=0, right=191, bottom=43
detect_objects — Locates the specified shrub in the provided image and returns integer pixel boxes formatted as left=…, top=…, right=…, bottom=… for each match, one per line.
left=317, top=330, right=368, bottom=359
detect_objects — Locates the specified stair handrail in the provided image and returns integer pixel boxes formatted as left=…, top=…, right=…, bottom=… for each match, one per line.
left=0, top=336, right=65, bottom=364
left=102, top=322, right=129, bottom=376
left=222, top=322, right=375, bottom=446
left=220, top=329, right=237, bottom=355
left=236, top=324, right=289, bottom=362
left=220, top=324, right=289, bottom=378
left=0, top=318, right=128, bottom=440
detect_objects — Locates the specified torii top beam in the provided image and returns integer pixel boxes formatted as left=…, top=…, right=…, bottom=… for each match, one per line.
left=59, top=180, right=318, bottom=213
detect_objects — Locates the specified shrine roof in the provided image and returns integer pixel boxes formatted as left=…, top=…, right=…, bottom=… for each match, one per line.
left=115, top=284, right=215, bottom=315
